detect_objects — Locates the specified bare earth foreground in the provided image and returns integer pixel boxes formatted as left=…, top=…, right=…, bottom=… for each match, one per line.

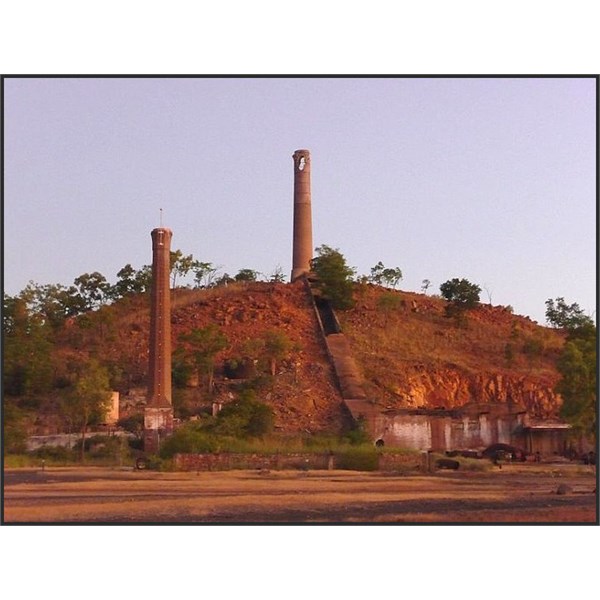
left=3, top=464, right=597, bottom=524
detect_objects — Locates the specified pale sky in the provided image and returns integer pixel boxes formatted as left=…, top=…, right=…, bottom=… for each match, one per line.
left=3, top=76, right=597, bottom=323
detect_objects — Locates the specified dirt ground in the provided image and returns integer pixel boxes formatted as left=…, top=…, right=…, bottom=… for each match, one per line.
left=3, top=463, right=597, bottom=524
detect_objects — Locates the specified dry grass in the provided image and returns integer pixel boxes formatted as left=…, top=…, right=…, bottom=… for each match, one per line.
left=339, top=286, right=564, bottom=411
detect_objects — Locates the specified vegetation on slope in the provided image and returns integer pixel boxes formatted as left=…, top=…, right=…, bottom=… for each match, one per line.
left=4, top=248, right=596, bottom=455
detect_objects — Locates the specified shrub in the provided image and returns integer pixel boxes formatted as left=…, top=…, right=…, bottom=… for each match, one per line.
left=117, top=413, right=144, bottom=435
left=159, top=423, right=220, bottom=458
left=73, top=434, right=124, bottom=457
left=3, top=403, right=28, bottom=454
left=343, top=416, right=371, bottom=445
left=211, top=390, right=274, bottom=438
left=336, top=447, right=379, bottom=471
left=33, top=445, right=75, bottom=461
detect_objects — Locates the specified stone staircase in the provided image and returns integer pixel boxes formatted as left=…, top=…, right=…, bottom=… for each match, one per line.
left=304, top=276, right=378, bottom=427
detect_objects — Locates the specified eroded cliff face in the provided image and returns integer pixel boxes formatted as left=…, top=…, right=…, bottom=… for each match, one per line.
left=385, top=367, right=561, bottom=418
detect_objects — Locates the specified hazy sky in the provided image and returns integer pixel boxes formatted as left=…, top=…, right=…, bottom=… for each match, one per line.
left=3, top=77, right=596, bottom=323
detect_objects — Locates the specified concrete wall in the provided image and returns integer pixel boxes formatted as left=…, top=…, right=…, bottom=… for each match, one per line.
left=373, top=410, right=527, bottom=451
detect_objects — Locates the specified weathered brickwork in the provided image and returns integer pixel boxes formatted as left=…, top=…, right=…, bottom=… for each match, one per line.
left=174, top=452, right=334, bottom=471
left=291, top=149, right=313, bottom=281
left=174, top=452, right=422, bottom=472
left=376, top=452, right=423, bottom=472
left=144, top=227, right=174, bottom=453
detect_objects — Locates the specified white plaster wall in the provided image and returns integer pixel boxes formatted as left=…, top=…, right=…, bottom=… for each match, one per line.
left=444, top=421, right=452, bottom=449
left=480, top=415, right=492, bottom=446
left=388, top=417, right=432, bottom=450
left=497, top=418, right=511, bottom=443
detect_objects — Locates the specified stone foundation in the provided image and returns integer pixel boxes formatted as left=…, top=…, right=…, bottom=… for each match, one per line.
left=143, top=406, right=174, bottom=454
left=173, top=451, right=422, bottom=472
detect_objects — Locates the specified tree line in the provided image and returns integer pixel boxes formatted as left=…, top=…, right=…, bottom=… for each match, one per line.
left=4, top=253, right=288, bottom=333
left=4, top=243, right=596, bottom=454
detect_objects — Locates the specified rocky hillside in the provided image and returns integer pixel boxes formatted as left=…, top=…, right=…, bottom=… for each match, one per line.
left=340, top=285, right=564, bottom=418
left=51, top=280, right=565, bottom=434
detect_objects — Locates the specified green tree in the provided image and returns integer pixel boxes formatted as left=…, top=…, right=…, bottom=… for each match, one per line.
left=3, top=294, right=55, bottom=397
left=421, top=279, right=432, bottom=294
left=556, top=322, right=596, bottom=441
left=439, top=278, right=481, bottom=321
left=193, top=262, right=220, bottom=288
left=214, top=273, right=234, bottom=287
left=134, top=265, right=152, bottom=293
left=440, top=278, right=481, bottom=308
left=20, top=281, right=84, bottom=327
left=159, top=421, right=219, bottom=457
left=310, top=245, right=356, bottom=310
left=268, top=265, right=286, bottom=283
left=263, top=330, right=293, bottom=376
left=369, top=262, right=402, bottom=289
left=545, top=297, right=594, bottom=330
left=176, top=325, right=228, bottom=393
left=60, top=359, right=113, bottom=461
left=110, top=264, right=151, bottom=299
left=3, top=402, right=29, bottom=454
left=212, top=390, right=274, bottom=438
left=170, top=250, right=197, bottom=288
left=382, top=267, right=402, bottom=289
left=73, top=271, right=110, bottom=310
left=369, top=261, right=385, bottom=285
left=234, top=268, right=258, bottom=282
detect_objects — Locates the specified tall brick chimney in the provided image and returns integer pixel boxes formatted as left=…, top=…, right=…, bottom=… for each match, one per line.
left=144, top=227, right=174, bottom=453
left=291, top=149, right=313, bottom=281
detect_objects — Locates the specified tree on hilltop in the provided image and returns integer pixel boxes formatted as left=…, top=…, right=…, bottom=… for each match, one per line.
left=310, top=245, right=356, bottom=310
left=170, top=250, right=197, bottom=288
left=369, top=261, right=403, bottom=289
left=235, top=269, right=259, bottom=282
left=74, top=272, right=110, bottom=310
left=440, top=278, right=481, bottom=323
left=110, top=264, right=151, bottom=298
left=440, top=278, right=481, bottom=309
left=545, top=297, right=594, bottom=330
left=193, top=262, right=220, bottom=288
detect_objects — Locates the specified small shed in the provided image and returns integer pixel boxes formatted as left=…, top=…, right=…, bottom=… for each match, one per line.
left=521, top=421, right=571, bottom=456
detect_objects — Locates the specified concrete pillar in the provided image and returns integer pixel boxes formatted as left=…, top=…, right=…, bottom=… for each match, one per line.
left=144, top=227, right=174, bottom=453
left=291, top=149, right=313, bottom=281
